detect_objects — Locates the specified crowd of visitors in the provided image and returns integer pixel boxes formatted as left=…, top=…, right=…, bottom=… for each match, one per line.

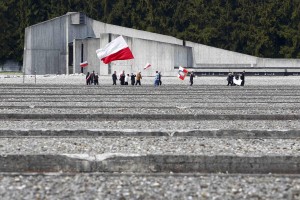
left=85, top=71, right=99, bottom=85
left=85, top=70, right=246, bottom=86
left=111, top=70, right=143, bottom=86
left=227, top=71, right=245, bottom=86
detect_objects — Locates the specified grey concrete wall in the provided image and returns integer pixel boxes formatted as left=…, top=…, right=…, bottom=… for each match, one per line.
left=73, top=38, right=100, bottom=74
left=258, top=58, right=300, bottom=68
left=100, top=34, right=193, bottom=76
left=23, top=15, right=68, bottom=74
left=186, top=41, right=258, bottom=67
left=92, top=20, right=183, bottom=46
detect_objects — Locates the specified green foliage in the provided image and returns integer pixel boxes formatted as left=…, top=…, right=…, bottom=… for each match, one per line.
left=0, top=0, right=300, bottom=62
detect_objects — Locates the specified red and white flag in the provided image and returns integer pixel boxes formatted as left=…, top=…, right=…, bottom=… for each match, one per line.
left=143, top=63, right=151, bottom=70
left=178, top=66, right=188, bottom=80
left=80, top=61, right=88, bottom=68
left=96, top=36, right=134, bottom=64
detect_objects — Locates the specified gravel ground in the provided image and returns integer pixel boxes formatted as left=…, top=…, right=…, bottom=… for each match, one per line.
left=0, top=173, right=300, bottom=200
left=1, top=107, right=300, bottom=115
left=0, top=120, right=299, bottom=130
left=0, top=137, right=300, bottom=156
left=1, top=75, right=300, bottom=199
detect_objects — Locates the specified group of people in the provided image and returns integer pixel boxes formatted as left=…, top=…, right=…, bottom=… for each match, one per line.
left=112, top=71, right=142, bottom=86
left=154, top=71, right=162, bottom=87
left=227, top=71, right=245, bottom=86
left=86, top=71, right=99, bottom=85
left=86, top=70, right=245, bottom=86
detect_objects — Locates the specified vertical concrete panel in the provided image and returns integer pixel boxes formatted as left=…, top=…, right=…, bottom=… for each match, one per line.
left=99, top=35, right=109, bottom=75
left=74, top=40, right=82, bottom=74
left=86, top=38, right=101, bottom=74
left=157, top=43, right=173, bottom=76
left=46, top=51, right=60, bottom=74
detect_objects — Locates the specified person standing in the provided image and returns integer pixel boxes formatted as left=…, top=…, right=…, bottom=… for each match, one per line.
left=119, top=71, right=125, bottom=85
left=227, top=73, right=234, bottom=86
left=241, top=71, right=245, bottom=86
left=90, top=71, right=95, bottom=84
left=94, top=73, right=99, bottom=85
left=86, top=72, right=91, bottom=85
left=125, top=74, right=129, bottom=85
left=227, top=73, right=231, bottom=86
left=112, top=71, right=117, bottom=85
left=136, top=72, right=142, bottom=85
left=190, top=71, right=195, bottom=86
left=130, top=73, right=136, bottom=85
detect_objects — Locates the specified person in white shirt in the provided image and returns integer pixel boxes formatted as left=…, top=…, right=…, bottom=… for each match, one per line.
left=125, top=74, right=129, bottom=85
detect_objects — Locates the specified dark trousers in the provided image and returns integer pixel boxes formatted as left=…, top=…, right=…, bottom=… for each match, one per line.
left=131, top=80, right=135, bottom=85
left=136, top=80, right=141, bottom=85
left=94, top=80, right=98, bottom=85
left=190, top=80, right=193, bottom=86
left=113, top=80, right=117, bottom=85
left=241, top=80, right=245, bottom=86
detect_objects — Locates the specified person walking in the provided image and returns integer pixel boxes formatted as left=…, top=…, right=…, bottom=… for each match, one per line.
left=94, top=72, right=99, bottom=85
left=130, top=73, right=136, bottom=85
left=158, top=72, right=162, bottom=85
left=154, top=71, right=160, bottom=87
left=190, top=71, right=195, bottom=86
left=112, top=71, right=117, bottom=85
left=86, top=72, right=91, bottom=85
left=135, top=72, right=142, bottom=85
left=241, top=71, right=245, bottom=86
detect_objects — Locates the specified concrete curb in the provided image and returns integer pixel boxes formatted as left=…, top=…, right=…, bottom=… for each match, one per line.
left=0, top=129, right=300, bottom=139
left=0, top=113, right=299, bottom=120
left=0, top=154, right=299, bottom=174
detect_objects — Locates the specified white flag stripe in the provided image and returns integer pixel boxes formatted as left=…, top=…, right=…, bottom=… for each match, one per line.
left=96, top=36, right=128, bottom=60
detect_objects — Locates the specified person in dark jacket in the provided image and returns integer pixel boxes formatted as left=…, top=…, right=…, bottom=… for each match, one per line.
left=240, top=71, right=245, bottom=86
left=112, top=71, right=117, bottom=85
left=86, top=72, right=91, bottom=85
left=119, top=71, right=125, bottom=85
left=130, top=73, right=136, bottom=85
left=158, top=72, right=162, bottom=85
left=90, top=71, right=95, bottom=84
left=94, top=72, right=99, bottom=85
left=190, top=71, right=195, bottom=86
left=227, top=73, right=234, bottom=86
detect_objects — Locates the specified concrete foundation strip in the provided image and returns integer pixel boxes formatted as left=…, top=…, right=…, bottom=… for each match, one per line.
left=0, top=129, right=300, bottom=139
left=0, top=113, right=299, bottom=120
left=0, top=154, right=299, bottom=174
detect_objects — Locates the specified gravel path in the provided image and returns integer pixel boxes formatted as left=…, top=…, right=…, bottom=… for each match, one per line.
left=0, top=137, right=300, bottom=156
left=0, top=120, right=299, bottom=130
left=0, top=173, right=300, bottom=200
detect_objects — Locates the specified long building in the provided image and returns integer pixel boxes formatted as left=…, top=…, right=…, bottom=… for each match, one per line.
left=23, top=12, right=300, bottom=76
